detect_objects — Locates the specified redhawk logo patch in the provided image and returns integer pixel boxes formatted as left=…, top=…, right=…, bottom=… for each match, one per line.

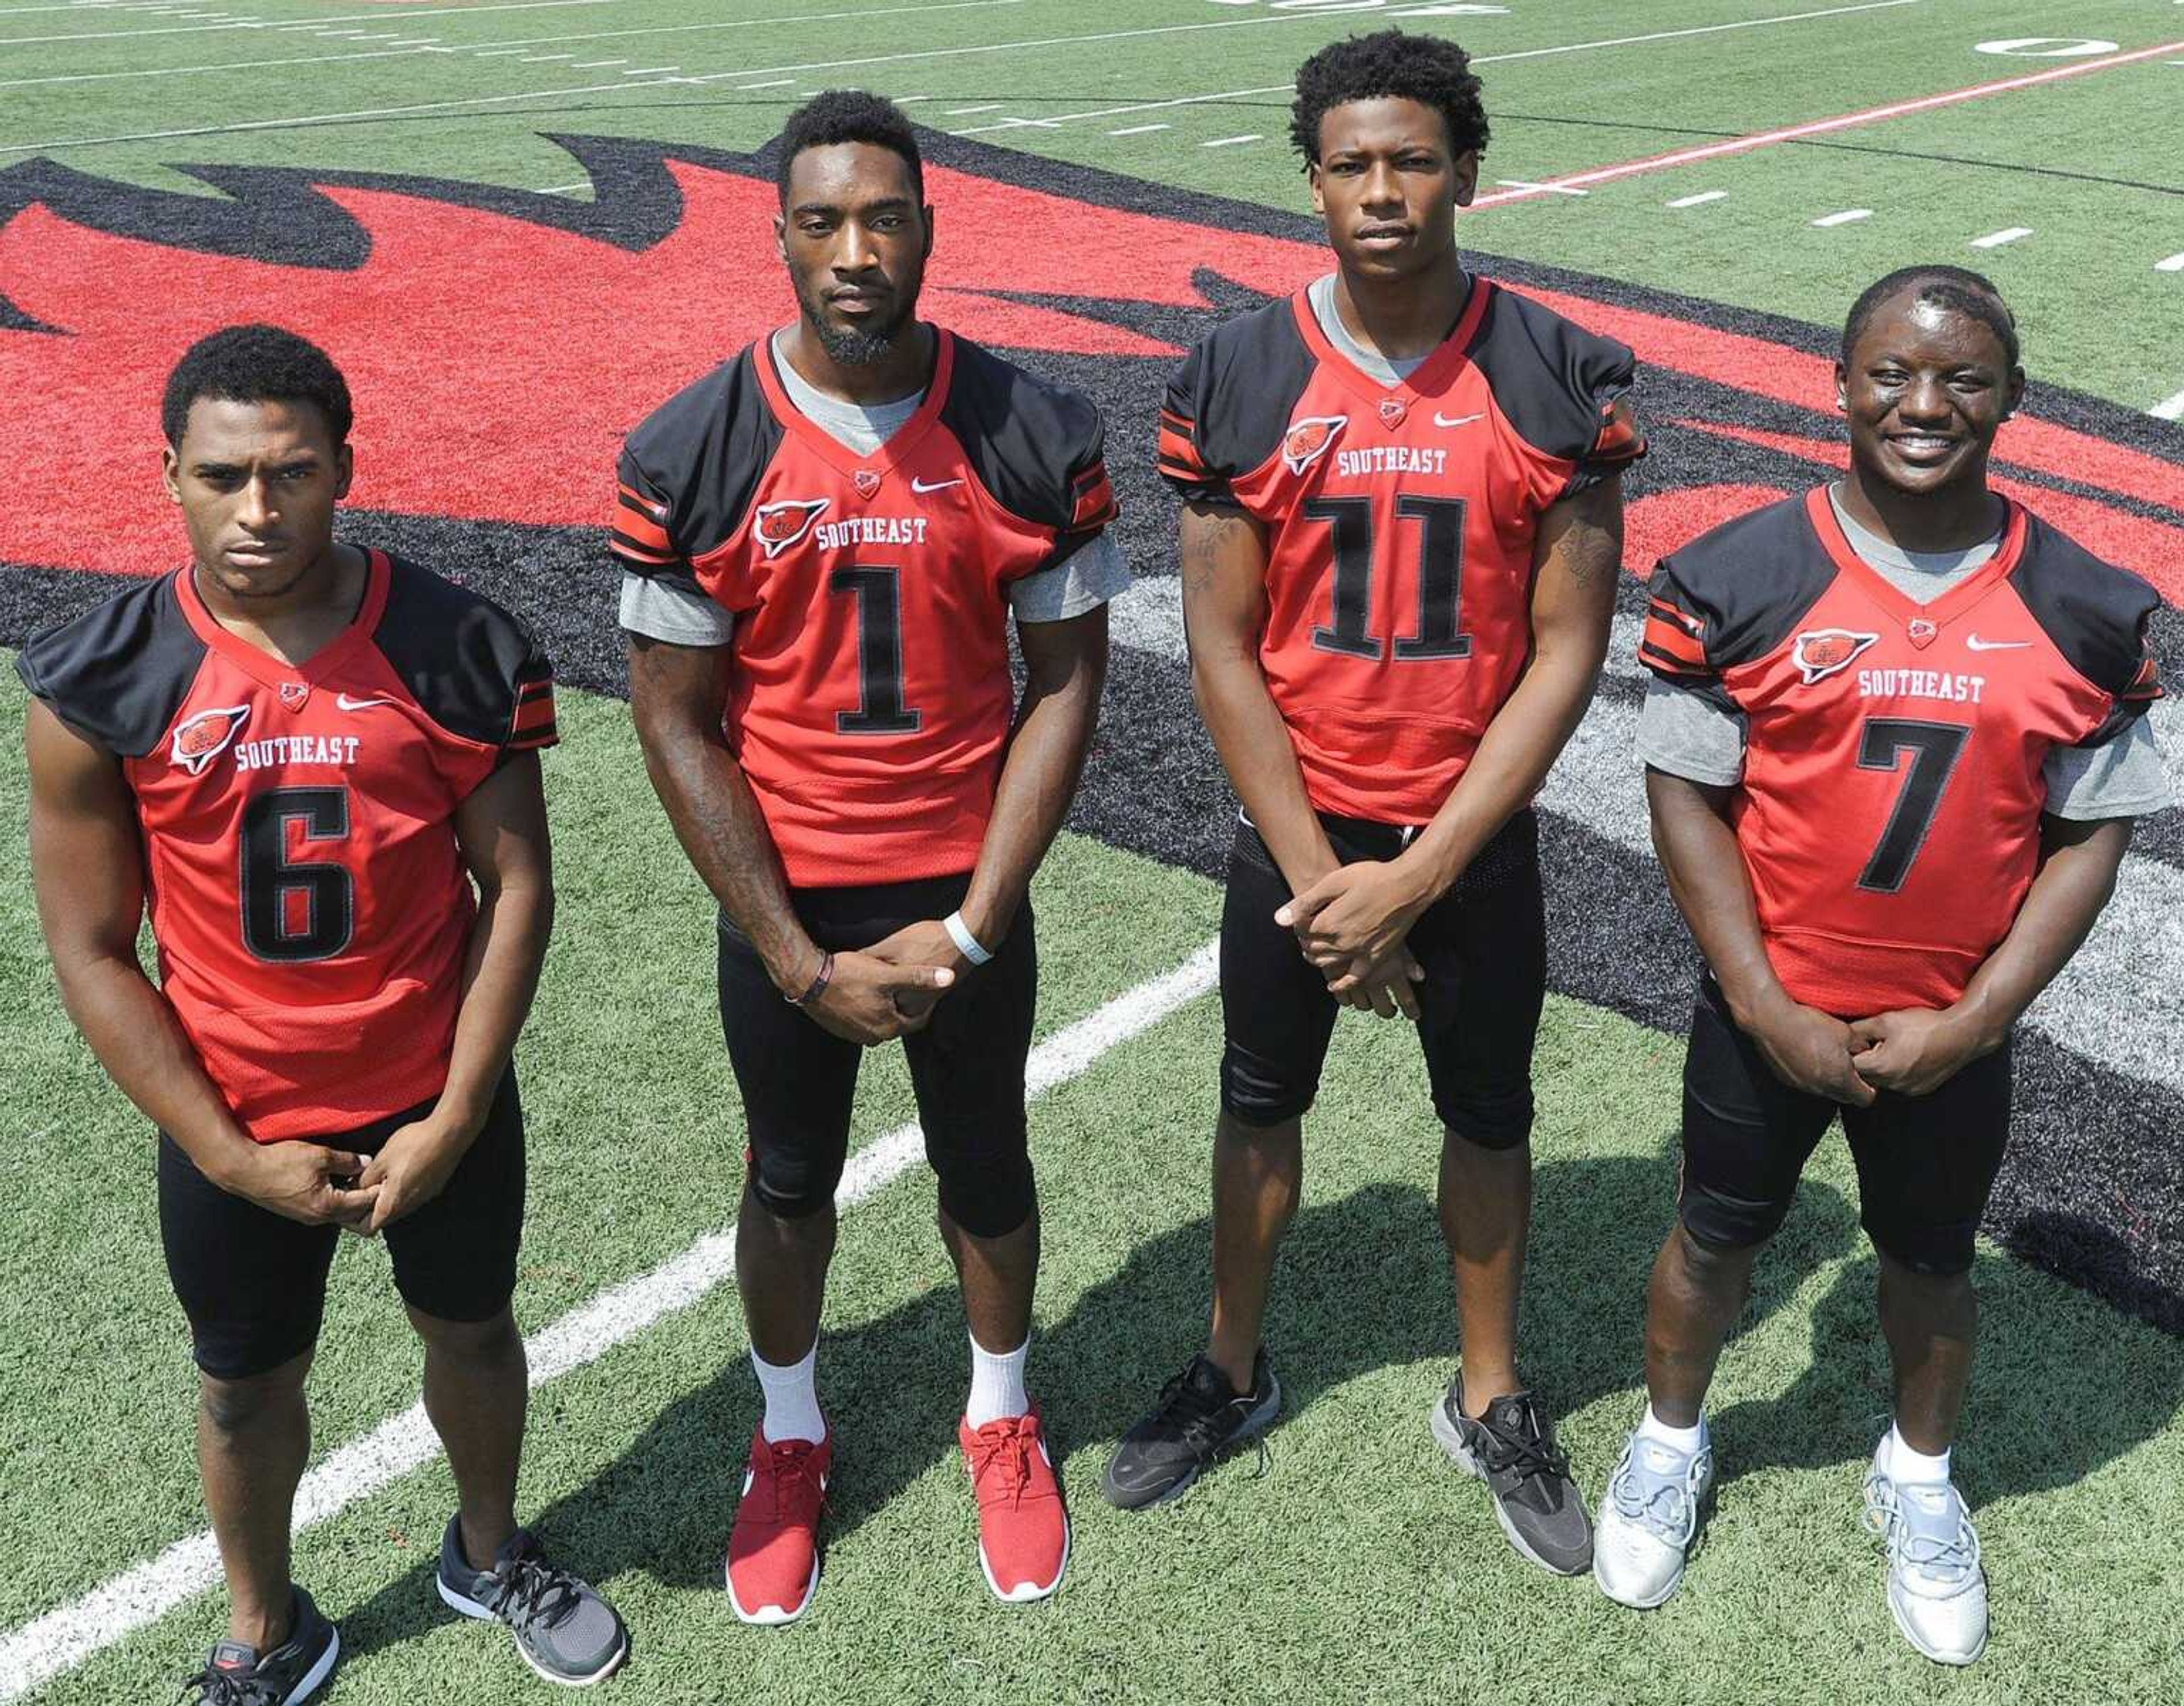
left=1281, top=415, right=1347, bottom=477
left=1792, top=628, right=1879, bottom=685
left=752, top=498, right=829, bottom=560
left=171, top=704, right=250, bottom=775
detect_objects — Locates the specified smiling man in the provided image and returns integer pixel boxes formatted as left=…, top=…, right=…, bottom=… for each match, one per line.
left=19, top=325, right=624, bottom=1701
left=1600, top=268, right=2170, bottom=1663
left=615, top=91, right=1124, bottom=1622
left=1106, top=32, right=1643, bottom=1574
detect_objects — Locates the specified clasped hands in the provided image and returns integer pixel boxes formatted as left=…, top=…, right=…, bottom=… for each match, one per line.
left=1276, top=859, right=1431, bottom=1020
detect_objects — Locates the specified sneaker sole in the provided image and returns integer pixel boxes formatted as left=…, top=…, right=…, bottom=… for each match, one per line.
left=436, top=1577, right=631, bottom=1687
left=1591, top=1544, right=1686, bottom=1610
left=978, top=1514, right=1072, bottom=1605
left=722, top=1550, right=821, bottom=1628
left=274, top=1624, right=340, bottom=1706
left=1885, top=1585, right=1986, bottom=1668
left=1102, top=1378, right=1283, bottom=1512
left=1428, top=1398, right=1590, bottom=1578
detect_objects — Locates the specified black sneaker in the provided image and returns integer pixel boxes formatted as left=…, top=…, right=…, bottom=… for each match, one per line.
left=437, top=1517, right=629, bottom=1688
left=182, top=1587, right=338, bottom=1705
left=1103, top=1351, right=1281, bottom=1510
left=1430, top=1382, right=1593, bottom=1575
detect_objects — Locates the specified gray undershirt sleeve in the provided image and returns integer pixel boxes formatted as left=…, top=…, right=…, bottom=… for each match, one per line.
left=2043, top=717, right=2175, bottom=819
left=1634, top=675, right=1748, bottom=785
left=618, top=570, right=735, bottom=647
left=1007, top=531, right=1132, bottom=623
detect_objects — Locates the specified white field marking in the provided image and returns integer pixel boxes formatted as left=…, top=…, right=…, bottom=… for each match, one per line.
left=0, top=0, right=619, bottom=44
left=944, top=101, right=1003, bottom=114
left=949, top=0, right=1931, bottom=135
left=1202, top=132, right=1262, bottom=147
left=1667, top=189, right=1728, bottom=206
left=471, top=45, right=532, bottom=54
left=735, top=76, right=794, bottom=87
left=2156, top=252, right=2184, bottom=271
left=0, top=1, right=1919, bottom=143
left=0, top=940, right=1222, bottom=1702
left=1465, top=35, right=2184, bottom=209
left=518, top=52, right=573, bottom=61
left=570, top=57, right=625, bottom=67
left=1496, top=178, right=1587, bottom=194
left=2150, top=387, right=2184, bottom=421
left=0, top=43, right=460, bottom=86
left=621, top=64, right=676, bottom=73
left=1971, top=226, right=2033, bottom=247
left=1813, top=208, right=1874, bottom=225
left=1108, top=122, right=1170, bottom=135
left=537, top=180, right=592, bottom=193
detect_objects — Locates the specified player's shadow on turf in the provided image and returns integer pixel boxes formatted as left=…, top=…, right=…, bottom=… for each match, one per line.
left=1715, top=1217, right=2184, bottom=1510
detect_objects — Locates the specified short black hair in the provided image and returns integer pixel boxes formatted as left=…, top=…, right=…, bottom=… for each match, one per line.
left=1289, top=30, right=1490, bottom=167
left=1841, top=266, right=2021, bottom=370
left=776, top=89, right=924, bottom=206
left=161, top=324, right=353, bottom=449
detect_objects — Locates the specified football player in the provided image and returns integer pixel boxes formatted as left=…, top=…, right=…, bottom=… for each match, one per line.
left=1106, top=32, right=1642, bottom=1576
left=615, top=92, right=1124, bottom=1621
left=1598, top=268, right=2169, bottom=1664
left=20, top=326, right=626, bottom=1700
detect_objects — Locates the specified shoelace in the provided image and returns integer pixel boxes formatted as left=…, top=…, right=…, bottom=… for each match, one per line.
left=967, top=1423, right=1036, bottom=1507
left=485, top=1554, right=585, bottom=1633
left=1149, top=1367, right=1272, bottom=1478
left=751, top=1440, right=828, bottom=1524
left=179, top=1664, right=277, bottom=1705
left=1864, top=1477, right=1980, bottom=1584
left=1610, top=1447, right=1705, bottom=1544
left=1472, top=1401, right=1573, bottom=1488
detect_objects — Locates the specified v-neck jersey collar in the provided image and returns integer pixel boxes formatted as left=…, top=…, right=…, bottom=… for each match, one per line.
left=175, top=547, right=389, bottom=691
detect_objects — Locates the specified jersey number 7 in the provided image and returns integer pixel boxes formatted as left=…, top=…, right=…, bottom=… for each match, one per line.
left=1855, top=718, right=1971, bottom=893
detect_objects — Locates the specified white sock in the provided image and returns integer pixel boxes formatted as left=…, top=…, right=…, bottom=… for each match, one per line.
left=965, top=1332, right=1030, bottom=1428
left=752, top=1344, right=823, bottom=1446
left=1884, top=1423, right=1951, bottom=1486
left=1637, top=1403, right=1707, bottom=1455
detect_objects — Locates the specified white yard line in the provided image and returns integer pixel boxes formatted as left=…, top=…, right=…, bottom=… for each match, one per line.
left=1108, top=122, right=1169, bottom=135
left=0, top=941, right=1221, bottom=1701
left=1201, top=133, right=1261, bottom=147
left=2156, top=252, right=2184, bottom=272
left=2150, top=387, right=2184, bottom=421
left=1811, top=207, right=1874, bottom=225
left=0, top=0, right=616, bottom=43
left=1667, top=189, right=1728, bottom=206
left=1970, top=226, right=2034, bottom=247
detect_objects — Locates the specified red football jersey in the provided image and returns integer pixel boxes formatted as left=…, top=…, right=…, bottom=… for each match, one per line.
left=611, top=329, right=1116, bottom=887
left=17, top=550, right=556, bottom=1140
left=1159, top=278, right=1643, bottom=823
left=1642, top=488, right=2163, bottom=1014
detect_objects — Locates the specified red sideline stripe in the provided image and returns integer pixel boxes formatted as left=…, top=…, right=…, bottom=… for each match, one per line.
left=1469, top=40, right=2184, bottom=210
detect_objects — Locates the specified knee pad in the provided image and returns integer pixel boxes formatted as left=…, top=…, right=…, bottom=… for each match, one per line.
left=936, top=1153, right=1036, bottom=1241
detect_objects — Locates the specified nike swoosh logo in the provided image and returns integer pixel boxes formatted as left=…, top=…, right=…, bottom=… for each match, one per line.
left=1433, top=412, right=1484, bottom=429
left=334, top=694, right=395, bottom=710
left=1963, top=635, right=2030, bottom=652
left=910, top=477, right=963, bottom=494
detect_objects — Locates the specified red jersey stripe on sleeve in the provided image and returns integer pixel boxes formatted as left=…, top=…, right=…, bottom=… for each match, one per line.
left=1640, top=602, right=1710, bottom=675
left=610, top=484, right=677, bottom=566
left=2123, top=651, right=2164, bottom=702
left=1590, top=397, right=1646, bottom=467
left=1070, top=464, right=1118, bottom=530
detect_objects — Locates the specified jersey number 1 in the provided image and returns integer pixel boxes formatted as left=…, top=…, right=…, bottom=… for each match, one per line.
left=1855, top=718, right=1971, bottom=893
left=241, top=787, right=354, bottom=962
left=830, top=566, right=923, bottom=735
left=1304, top=494, right=1471, bottom=661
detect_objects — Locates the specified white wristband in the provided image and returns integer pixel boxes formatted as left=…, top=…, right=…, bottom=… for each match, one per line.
left=943, top=910, right=992, bottom=966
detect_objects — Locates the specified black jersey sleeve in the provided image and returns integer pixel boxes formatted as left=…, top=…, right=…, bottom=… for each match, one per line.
left=1639, top=494, right=1834, bottom=712
left=941, top=339, right=1119, bottom=572
left=612, top=349, right=781, bottom=580
left=2009, top=515, right=2166, bottom=744
left=14, top=574, right=206, bottom=758
left=1157, top=300, right=1317, bottom=508
left=1469, top=285, right=1645, bottom=496
left=375, top=557, right=558, bottom=758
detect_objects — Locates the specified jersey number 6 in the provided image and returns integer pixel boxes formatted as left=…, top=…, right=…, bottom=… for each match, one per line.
left=240, top=786, right=355, bottom=962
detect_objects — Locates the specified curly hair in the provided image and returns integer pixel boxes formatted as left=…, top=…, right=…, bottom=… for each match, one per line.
left=777, top=89, right=924, bottom=206
left=1289, top=30, right=1490, bottom=166
left=160, top=324, right=353, bottom=449
left=1841, top=265, right=2020, bottom=370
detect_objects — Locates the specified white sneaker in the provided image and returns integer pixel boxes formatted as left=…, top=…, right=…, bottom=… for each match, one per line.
left=1592, top=1427, right=1714, bottom=1609
left=1862, top=1448, right=1988, bottom=1666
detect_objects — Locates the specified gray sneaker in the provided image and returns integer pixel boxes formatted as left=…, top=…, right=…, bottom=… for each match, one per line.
left=1592, top=1426, right=1715, bottom=1609
left=183, top=1587, right=338, bottom=1705
left=437, top=1517, right=628, bottom=1688
left=1863, top=1448, right=1988, bottom=1666
left=1430, top=1384, right=1593, bottom=1575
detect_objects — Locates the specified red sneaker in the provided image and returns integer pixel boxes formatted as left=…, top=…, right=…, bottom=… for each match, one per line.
left=959, top=1409, right=1070, bottom=1603
left=726, top=1425, right=830, bottom=1625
